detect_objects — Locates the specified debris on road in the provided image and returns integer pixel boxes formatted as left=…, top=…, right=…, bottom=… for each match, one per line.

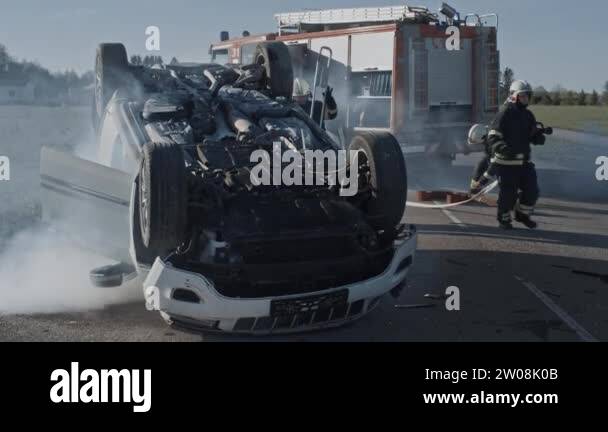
left=445, top=258, right=468, bottom=267
left=395, top=303, right=436, bottom=309
left=551, top=265, right=608, bottom=285
left=424, top=293, right=448, bottom=301
left=572, top=270, right=608, bottom=285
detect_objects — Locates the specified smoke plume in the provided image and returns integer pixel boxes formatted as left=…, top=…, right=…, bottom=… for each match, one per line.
left=0, top=105, right=141, bottom=315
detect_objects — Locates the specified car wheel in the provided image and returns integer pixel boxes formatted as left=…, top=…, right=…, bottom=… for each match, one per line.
left=94, top=43, right=130, bottom=128
left=138, top=142, right=188, bottom=255
left=254, top=42, right=294, bottom=99
left=349, top=131, right=408, bottom=234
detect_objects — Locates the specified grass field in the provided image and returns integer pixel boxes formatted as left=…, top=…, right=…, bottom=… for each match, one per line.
left=530, top=105, right=608, bottom=136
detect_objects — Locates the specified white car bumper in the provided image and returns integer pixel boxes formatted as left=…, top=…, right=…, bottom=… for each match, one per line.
left=143, top=226, right=417, bottom=334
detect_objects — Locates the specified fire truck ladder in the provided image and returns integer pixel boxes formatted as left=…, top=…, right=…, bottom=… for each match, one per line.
left=274, top=5, right=438, bottom=34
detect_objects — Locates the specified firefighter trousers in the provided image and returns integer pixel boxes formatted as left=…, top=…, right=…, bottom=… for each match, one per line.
left=496, top=162, right=539, bottom=222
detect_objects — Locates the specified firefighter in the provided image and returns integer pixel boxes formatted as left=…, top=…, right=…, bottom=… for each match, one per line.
left=485, top=80, right=546, bottom=229
left=292, top=78, right=338, bottom=126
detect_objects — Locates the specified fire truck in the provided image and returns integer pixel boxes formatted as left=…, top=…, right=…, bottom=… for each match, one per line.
left=209, top=3, right=499, bottom=162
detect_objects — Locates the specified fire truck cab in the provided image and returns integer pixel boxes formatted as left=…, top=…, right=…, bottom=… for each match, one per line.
left=209, top=3, right=499, bottom=161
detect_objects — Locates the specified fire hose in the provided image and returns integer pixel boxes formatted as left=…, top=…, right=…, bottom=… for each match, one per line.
left=406, top=180, right=498, bottom=209
left=406, top=122, right=551, bottom=209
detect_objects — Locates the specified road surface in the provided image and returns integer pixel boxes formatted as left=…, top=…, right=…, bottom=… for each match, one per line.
left=1, top=127, right=607, bottom=341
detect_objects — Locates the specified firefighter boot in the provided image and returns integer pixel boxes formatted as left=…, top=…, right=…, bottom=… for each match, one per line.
left=515, top=211, right=537, bottom=229
left=515, top=201, right=537, bottom=229
left=498, top=212, right=513, bottom=230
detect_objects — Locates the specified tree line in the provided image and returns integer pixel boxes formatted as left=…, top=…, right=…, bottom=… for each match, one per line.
left=0, top=44, right=93, bottom=89
left=500, top=67, right=608, bottom=106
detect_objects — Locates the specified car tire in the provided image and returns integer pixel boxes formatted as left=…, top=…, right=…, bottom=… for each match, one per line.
left=94, top=43, right=130, bottom=128
left=138, top=142, right=188, bottom=255
left=349, top=131, right=408, bottom=234
left=254, top=42, right=293, bottom=99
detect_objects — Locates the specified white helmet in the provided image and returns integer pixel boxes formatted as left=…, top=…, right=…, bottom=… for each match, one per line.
left=509, top=80, right=533, bottom=98
left=467, top=123, right=489, bottom=146
left=292, top=78, right=311, bottom=98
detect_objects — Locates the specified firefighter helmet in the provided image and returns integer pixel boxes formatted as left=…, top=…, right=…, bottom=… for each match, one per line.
left=467, top=123, right=489, bottom=146
left=509, top=80, right=533, bottom=97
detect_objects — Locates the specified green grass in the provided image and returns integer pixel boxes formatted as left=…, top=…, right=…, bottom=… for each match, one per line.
left=529, top=105, right=608, bottom=136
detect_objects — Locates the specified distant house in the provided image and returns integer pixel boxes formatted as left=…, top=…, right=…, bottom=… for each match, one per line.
left=0, top=77, right=35, bottom=104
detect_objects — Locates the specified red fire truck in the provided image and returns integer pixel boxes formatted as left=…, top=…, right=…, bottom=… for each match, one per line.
left=209, top=3, right=499, bottom=162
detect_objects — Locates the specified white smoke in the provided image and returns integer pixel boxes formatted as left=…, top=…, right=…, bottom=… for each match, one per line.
left=0, top=105, right=142, bottom=315
left=0, top=227, right=141, bottom=314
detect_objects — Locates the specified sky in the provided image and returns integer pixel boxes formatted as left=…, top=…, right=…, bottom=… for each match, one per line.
left=0, top=0, right=606, bottom=92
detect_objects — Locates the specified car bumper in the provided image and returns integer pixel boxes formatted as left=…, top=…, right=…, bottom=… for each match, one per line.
left=143, top=226, right=417, bottom=334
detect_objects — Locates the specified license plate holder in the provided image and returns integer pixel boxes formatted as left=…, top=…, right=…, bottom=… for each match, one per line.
left=270, top=289, right=349, bottom=317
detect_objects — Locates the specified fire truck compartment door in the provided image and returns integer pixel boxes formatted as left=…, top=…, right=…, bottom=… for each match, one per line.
left=427, top=38, right=472, bottom=105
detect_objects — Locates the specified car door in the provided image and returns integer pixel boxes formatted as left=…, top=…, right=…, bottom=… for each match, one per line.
left=40, top=146, right=134, bottom=263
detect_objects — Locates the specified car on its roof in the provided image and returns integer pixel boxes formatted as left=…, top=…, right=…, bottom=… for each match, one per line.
left=40, top=42, right=417, bottom=334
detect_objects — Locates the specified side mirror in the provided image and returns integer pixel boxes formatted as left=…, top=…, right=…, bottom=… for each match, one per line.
left=89, top=263, right=136, bottom=288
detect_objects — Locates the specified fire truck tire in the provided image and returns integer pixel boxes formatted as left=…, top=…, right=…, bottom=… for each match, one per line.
left=349, top=131, right=408, bottom=234
left=254, top=42, right=294, bottom=100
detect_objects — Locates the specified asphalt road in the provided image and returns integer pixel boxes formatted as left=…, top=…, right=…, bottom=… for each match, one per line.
left=1, top=130, right=607, bottom=341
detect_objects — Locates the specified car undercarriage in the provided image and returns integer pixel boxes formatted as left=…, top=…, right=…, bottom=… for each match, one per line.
left=40, top=41, right=416, bottom=333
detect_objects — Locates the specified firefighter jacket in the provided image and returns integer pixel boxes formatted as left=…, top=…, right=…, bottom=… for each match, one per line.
left=487, top=102, right=544, bottom=166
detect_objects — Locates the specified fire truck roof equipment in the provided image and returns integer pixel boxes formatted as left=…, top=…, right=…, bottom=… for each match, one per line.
left=274, top=5, right=440, bottom=34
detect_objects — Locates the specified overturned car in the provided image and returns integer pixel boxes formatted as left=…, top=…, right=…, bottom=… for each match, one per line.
left=40, top=42, right=417, bottom=334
